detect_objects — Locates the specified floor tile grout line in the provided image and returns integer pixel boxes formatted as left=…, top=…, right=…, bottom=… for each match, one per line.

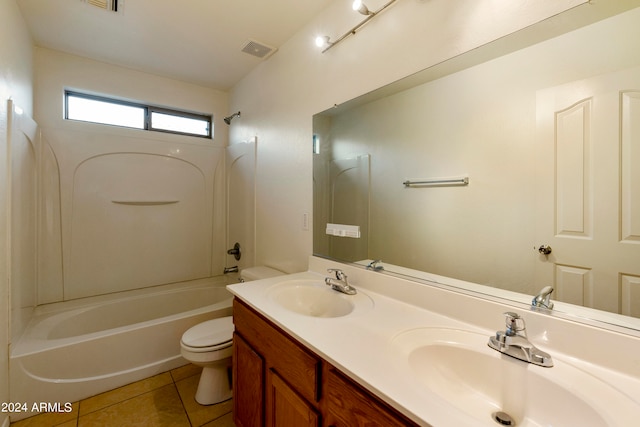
left=172, top=381, right=195, bottom=427
left=206, top=409, right=234, bottom=427
left=172, top=369, right=197, bottom=426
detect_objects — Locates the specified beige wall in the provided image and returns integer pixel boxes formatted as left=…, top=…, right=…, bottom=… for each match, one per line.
left=228, top=0, right=585, bottom=273
left=1, top=0, right=33, bottom=424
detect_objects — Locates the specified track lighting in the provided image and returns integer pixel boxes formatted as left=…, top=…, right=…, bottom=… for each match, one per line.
left=352, top=0, right=373, bottom=16
left=316, top=0, right=398, bottom=53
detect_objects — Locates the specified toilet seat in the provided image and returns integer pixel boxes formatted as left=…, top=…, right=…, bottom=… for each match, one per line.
left=181, top=316, right=233, bottom=353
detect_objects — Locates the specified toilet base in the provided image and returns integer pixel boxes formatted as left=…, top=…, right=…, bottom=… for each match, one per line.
left=195, top=361, right=232, bottom=405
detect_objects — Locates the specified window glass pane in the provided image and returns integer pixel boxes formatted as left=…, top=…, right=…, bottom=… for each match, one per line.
left=67, top=95, right=144, bottom=129
left=151, top=112, right=210, bottom=137
left=65, top=91, right=212, bottom=139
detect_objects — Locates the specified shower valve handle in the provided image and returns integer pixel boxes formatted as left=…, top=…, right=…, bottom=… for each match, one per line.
left=227, top=242, right=241, bottom=260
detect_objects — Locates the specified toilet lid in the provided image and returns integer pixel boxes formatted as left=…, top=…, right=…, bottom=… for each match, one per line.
left=181, top=316, right=233, bottom=349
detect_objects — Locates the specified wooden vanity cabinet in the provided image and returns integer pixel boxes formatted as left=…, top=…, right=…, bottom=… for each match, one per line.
left=233, top=299, right=321, bottom=427
left=232, top=298, right=420, bottom=427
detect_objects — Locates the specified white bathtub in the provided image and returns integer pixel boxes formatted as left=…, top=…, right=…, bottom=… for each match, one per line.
left=9, top=277, right=233, bottom=421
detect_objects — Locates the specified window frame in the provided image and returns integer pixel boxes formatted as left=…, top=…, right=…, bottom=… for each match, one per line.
left=64, top=90, right=213, bottom=139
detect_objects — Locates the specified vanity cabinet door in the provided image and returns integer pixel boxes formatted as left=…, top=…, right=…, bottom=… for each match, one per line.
left=233, top=332, right=264, bottom=427
left=233, top=299, right=321, bottom=403
left=324, top=367, right=419, bottom=427
left=267, top=370, right=320, bottom=427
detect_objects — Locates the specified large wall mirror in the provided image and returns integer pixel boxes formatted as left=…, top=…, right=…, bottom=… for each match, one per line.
left=313, top=2, right=640, bottom=334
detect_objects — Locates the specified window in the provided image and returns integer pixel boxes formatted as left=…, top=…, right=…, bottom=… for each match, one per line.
left=66, top=94, right=145, bottom=129
left=65, top=91, right=213, bottom=139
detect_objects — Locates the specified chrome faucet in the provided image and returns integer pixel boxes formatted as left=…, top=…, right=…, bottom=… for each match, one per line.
left=365, top=259, right=384, bottom=271
left=532, top=286, right=554, bottom=309
left=325, top=269, right=357, bottom=295
left=488, top=312, right=553, bottom=367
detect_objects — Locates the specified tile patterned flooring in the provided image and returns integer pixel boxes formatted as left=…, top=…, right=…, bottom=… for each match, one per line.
left=10, top=364, right=235, bottom=427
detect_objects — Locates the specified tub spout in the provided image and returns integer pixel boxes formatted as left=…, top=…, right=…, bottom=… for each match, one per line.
left=223, top=266, right=239, bottom=274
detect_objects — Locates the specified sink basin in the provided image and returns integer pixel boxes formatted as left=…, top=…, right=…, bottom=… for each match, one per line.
left=391, top=328, right=639, bottom=426
left=267, top=280, right=373, bottom=318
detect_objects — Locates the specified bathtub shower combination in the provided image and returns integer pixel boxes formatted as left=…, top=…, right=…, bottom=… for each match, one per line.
left=9, top=111, right=240, bottom=420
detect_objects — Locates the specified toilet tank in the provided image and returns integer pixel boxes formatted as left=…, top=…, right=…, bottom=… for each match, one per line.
left=240, top=266, right=284, bottom=282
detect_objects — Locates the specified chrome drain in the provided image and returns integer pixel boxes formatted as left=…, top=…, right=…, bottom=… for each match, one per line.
left=492, top=411, right=515, bottom=426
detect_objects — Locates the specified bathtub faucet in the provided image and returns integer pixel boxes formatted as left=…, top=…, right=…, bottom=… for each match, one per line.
left=223, top=266, right=239, bottom=274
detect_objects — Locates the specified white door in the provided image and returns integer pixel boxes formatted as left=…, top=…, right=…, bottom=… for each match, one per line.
left=535, top=66, right=640, bottom=316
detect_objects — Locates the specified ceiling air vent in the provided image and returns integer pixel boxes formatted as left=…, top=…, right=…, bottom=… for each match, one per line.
left=83, top=0, right=121, bottom=13
left=240, top=39, right=277, bottom=59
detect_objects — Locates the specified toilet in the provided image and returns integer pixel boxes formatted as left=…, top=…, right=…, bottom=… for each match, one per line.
left=180, top=316, right=234, bottom=405
left=239, top=265, right=285, bottom=282
left=180, top=266, right=284, bottom=405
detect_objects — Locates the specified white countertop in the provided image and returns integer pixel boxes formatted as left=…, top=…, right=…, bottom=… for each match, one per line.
left=228, top=258, right=640, bottom=427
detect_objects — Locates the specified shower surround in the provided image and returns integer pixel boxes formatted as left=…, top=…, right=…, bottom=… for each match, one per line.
left=37, top=126, right=226, bottom=303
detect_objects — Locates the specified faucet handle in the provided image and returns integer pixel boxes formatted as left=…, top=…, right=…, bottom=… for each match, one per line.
left=503, top=312, right=526, bottom=336
left=327, top=268, right=347, bottom=281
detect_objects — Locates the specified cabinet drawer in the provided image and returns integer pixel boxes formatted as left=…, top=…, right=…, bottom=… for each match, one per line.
left=233, top=299, right=321, bottom=403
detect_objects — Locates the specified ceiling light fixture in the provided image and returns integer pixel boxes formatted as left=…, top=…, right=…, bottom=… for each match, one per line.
left=352, top=0, right=373, bottom=16
left=315, top=35, right=333, bottom=49
left=316, top=0, right=398, bottom=53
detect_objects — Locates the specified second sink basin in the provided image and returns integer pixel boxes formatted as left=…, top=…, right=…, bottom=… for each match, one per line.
left=267, top=279, right=373, bottom=318
left=391, top=328, right=639, bottom=426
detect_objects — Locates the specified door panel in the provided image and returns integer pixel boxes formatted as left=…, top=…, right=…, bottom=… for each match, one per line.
left=267, top=370, right=319, bottom=427
left=536, top=66, right=640, bottom=315
left=233, top=332, right=264, bottom=427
